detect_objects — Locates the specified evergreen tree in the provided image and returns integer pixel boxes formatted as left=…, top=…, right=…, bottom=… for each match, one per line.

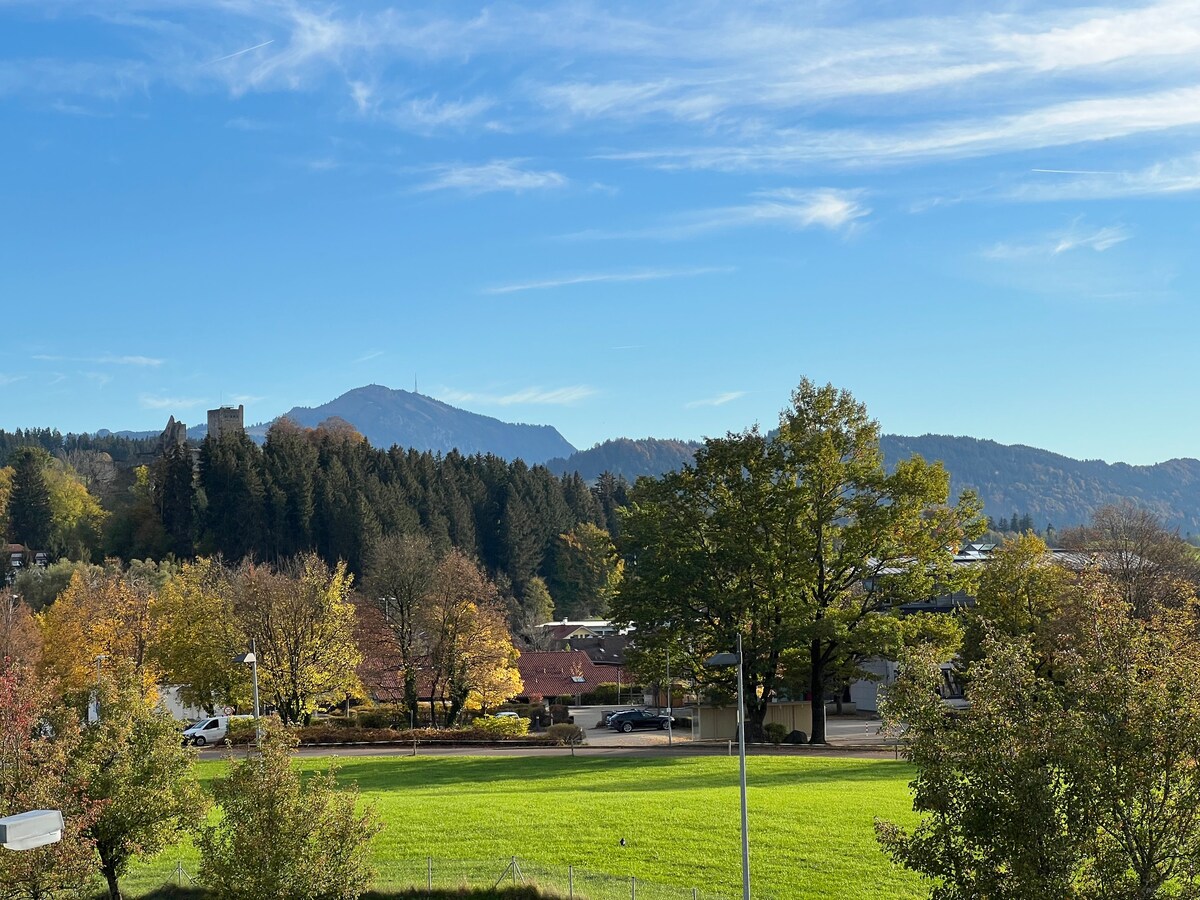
left=198, top=433, right=265, bottom=561
left=154, top=443, right=195, bottom=558
left=7, top=448, right=53, bottom=550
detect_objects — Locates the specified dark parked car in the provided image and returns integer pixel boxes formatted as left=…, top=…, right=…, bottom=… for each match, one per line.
left=608, top=709, right=673, bottom=732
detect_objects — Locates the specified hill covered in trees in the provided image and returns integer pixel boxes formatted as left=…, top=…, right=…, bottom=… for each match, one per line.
left=544, top=438, right=703, bottom=481
left=880, top=434, right=1200, bottom=535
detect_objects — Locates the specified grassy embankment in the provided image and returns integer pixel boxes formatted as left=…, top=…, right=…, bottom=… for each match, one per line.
left=122, top=755, right=925, bottom=900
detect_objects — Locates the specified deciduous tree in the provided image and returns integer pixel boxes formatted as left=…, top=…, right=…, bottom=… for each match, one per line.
left=152, top=558, right=246, bottom=714
left=420, top=550, right=521, bottom=726
left=1060, top=500, right=1200, bottom=617
left=0, top=660, right=96, bottom=899
left=363, top=533, right=437, bottom=725
left=879, top=574, right=1200, bottom=900
left=233, top=554, right=361, bottom=724
left=617, top=380, right=981, bottom=742
left=71, top=662, right=205, bottom=900
left=38, top=567, right=161, bottom=697
left=198, top=718, right=379, bottom=900
left=548, top=522, right=624, bottom=619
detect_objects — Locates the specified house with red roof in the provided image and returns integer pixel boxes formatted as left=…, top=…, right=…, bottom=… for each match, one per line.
left=515, top=650, right=613, bottom=703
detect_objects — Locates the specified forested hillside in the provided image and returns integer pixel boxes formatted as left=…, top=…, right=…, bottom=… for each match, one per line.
left=544, top=437, right=703, bottom=481
left=881, top=434, right=1200, bottom=534
left=0, top=423, right=628, bottom=630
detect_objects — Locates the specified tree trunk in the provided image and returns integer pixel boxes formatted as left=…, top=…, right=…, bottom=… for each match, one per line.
left=809, top=639, right=827, bottom=744
left=404, top=667, right=418, bottom=728
left=101, top=855, right=123, bottom=900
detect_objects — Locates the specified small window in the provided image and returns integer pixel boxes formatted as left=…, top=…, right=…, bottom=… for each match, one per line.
left=571, top=675, right=585, bottom=683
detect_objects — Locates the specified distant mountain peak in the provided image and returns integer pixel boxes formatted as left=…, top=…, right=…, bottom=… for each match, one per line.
left=275, top=385, right=576, bottom=464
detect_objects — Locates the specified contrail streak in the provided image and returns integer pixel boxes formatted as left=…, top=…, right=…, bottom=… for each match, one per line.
left=1031, top=168, right=1120, bottom=176
left=209, top=39, right=275, bottom=64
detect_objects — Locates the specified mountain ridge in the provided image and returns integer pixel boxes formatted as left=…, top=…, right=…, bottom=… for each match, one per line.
left=89, top=385, right=1200, bottom=533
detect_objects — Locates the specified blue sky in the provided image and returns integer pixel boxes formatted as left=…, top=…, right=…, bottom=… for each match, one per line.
left=1, top=1, right=1198, bottom=464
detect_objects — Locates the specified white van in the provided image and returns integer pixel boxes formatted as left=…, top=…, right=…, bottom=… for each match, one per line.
left=183, top=714, right=252, bottom=746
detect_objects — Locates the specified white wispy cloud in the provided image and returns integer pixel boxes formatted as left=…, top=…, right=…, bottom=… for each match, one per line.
left=572, top=189, right=868, bottom=240
left=230, top=393, right=266, bottom=405
left=386, top=95, right=494, bottom=132
left=484, top=266, right=732, bottom=295
left=984, top=222, right=1131, bottom=260
left=685, top=391, right=746, bottom=409
left=418, top=160, right=567, bottom=194
left=6, top=1, right=1200, bottom=168
left=0, top=373, right=26, bottom=387
left=354, top=350, right=384, bottom=363
left=33, top=353, right=164, bottom=366
left=139, top=394, right=205, bottom=410
left=438, top=385, right=597, bottom=406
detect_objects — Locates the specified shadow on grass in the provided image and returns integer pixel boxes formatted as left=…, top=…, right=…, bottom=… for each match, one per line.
left=121, top=886, right=559, bottom=899
left=333, top=755, right=910, bottom=796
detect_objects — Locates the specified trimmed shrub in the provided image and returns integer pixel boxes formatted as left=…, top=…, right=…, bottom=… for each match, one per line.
left=470, top=715, right=530, bottom=738
left=356, top=705, right=408, bottom=729
left=582, top=683, right=619, bottom=705
left=764, top=722, right=788, bottom=746
left=546, top=723, right=585, bottom=755
left=224, top=719, right=258, bottom=746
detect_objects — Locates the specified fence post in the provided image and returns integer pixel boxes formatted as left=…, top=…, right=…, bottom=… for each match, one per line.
left=427, top=856, right=432, bottom=891
left=512, top=856, right=518, bottom=885
left=569, top=864, right=574, bottom=900
left=693, top=889, right=698, bottom=900
left=631, top=875, right=637, bottom=900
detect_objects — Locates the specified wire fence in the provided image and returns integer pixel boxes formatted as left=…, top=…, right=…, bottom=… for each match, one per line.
left=372, top=856, right=730, bottom=900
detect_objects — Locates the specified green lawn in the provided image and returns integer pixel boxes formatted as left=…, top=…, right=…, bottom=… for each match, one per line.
left=123, top=754, right=927, bottom=900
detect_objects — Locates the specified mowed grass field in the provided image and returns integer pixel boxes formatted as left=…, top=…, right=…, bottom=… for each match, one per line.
left=122, top=754, right=926, bottom=900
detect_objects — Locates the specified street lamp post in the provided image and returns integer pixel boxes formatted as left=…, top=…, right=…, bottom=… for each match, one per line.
left=93, top=653, right=108, bottom=723
left=236, top=641, right=261, bottom=748
left=706, top=634, right=750, bottom=900
left=666, top=650, right=672, bottom=747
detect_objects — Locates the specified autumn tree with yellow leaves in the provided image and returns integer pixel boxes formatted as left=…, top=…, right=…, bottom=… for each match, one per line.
left=233, top=553, right=362, bottom=725
left=38, top=566, right=162, bottom=697
left=420, top=549, right=522, bottom=726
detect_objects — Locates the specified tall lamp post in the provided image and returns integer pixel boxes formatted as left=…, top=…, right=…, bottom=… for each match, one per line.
left=93, top=653, right=108, bottom=723
left=236, top=641, right=261, bottom=748
left=706, top=633, right=749, bottom=900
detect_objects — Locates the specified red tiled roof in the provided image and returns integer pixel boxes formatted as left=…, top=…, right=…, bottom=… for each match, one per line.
left=516, top=650, right=612, bottom=699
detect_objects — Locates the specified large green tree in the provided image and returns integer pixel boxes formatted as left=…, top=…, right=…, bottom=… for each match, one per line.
left=616, top=380, right=981, bottom=742
left=71, top=663, right=205, bottom=900
left=547, top=522, right=624, bottom=619
left=6, top=448, right=53, bottom=550
left=879, top=574, right=1200, bottom=900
